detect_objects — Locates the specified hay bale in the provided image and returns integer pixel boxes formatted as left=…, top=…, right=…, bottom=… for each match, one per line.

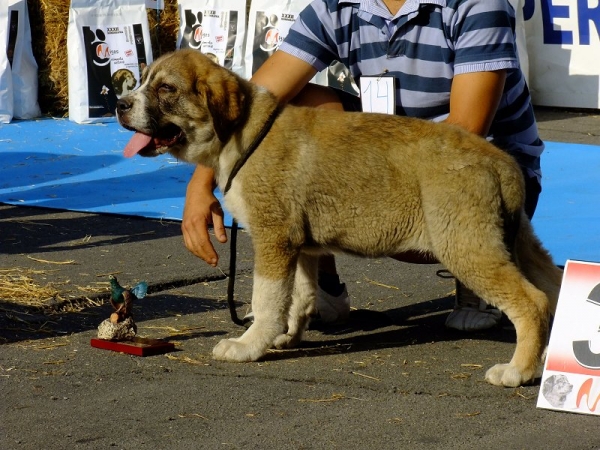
left=27, top=0, right=181, bottom=117
left=147, top=2, right=180, bottom=59
left=27, top=0, right=69, bottom=117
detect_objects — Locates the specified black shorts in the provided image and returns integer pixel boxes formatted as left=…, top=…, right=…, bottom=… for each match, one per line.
left=523, top=172, right=542, bottom=219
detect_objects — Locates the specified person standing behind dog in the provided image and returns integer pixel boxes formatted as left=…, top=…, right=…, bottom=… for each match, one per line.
left=181, top=0, right=544, bottom=331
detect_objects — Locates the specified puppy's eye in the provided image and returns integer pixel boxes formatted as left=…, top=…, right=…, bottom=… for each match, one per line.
left=158, top=83, right=175, bottom=93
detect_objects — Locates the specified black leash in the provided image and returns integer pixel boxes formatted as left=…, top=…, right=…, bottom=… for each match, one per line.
left=226, top=219, right=244, bottom=325
left=224, top=105, right=282, bottom=326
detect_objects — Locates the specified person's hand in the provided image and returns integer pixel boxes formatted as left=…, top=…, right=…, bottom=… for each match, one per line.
left=181, top=166, right=228, bottom=266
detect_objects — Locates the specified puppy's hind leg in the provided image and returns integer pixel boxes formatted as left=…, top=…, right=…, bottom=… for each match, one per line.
left=274, top=253, right=318, bottom=349
left=454, top=262, right=550, bottom=387
left=435, top=221, right=549, bottom=385
left=213, top=248, right=297, bottom=362
left=514, top=214, right=563, bottom=316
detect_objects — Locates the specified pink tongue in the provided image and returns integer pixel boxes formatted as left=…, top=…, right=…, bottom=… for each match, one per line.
left=123, top=132, right=153, bottom=158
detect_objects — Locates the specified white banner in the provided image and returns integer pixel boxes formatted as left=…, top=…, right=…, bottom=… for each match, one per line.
left=244, top=0, right=327, bottom=86
left=524, top=0, right=600, bottom=109
left=177, top=0, right=246, bottom=77
left=67, top=0, right=153, bottom=123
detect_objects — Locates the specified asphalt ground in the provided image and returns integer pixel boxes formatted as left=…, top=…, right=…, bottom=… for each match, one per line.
left=1, top=106, right=600, bottom=450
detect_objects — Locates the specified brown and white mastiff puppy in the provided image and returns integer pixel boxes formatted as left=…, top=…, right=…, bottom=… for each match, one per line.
left=117, top=49, right=563, bottom=387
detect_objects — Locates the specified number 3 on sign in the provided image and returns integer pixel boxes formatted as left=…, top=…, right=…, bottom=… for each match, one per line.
left=360, top=76, right=395, bottom=115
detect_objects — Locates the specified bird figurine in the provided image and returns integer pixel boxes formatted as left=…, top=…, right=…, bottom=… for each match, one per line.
left=108, top=275, right=148, bottom=324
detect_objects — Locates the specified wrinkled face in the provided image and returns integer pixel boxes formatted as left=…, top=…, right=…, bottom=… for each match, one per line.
left=116, top=49, right=246, bottom=163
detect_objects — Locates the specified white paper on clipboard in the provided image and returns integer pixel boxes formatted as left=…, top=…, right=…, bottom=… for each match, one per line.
left=360, top=76, right=395, bottom=114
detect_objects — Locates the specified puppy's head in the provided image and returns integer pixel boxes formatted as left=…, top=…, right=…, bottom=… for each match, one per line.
left=117, top=49, right=248, bottom=163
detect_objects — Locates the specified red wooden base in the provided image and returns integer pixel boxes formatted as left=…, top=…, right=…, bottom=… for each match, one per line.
left=90, top=337, right=175, bottom=356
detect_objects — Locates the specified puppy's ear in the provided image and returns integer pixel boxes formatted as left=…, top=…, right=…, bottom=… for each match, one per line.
left=201, top=69, right=248, bottom=143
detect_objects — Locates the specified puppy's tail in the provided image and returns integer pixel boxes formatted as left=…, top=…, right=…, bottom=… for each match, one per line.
left=513, top=214, right=563, bottom=316
left=497, top=158, right=562, bottom=317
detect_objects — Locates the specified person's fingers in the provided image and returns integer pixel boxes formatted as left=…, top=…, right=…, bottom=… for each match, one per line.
left=211, top=203, right=228, bottom=244
left=182, top=214, right=219, bottom=266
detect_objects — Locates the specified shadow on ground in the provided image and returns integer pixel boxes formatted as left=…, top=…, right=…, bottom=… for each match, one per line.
left=1, top=290, right=517, bottom=358
left=0, top=292, right=228, bottom=344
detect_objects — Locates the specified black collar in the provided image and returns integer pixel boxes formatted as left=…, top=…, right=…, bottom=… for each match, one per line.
left=223, top=105, right=282, bottom=195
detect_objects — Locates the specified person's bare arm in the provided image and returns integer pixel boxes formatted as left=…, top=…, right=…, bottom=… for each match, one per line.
left=445, top=70, right=507, bottom=136
left=181, top=165, right=226, bottom=266
left=182, top=51, right=318, bottom=265
left=250, top=50, right=318, bottom=103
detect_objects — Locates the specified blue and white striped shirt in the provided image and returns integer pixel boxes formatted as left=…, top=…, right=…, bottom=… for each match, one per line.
left=280, top=0, right=543, bottom=179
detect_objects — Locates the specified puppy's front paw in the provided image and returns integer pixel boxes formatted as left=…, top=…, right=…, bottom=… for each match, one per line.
left=212, top=338, right=266, bottom=362
left=485, top=363, right=534, bottom=387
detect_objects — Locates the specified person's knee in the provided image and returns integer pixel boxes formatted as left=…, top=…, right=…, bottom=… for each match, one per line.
left=524, top=175, right=541, bottom=219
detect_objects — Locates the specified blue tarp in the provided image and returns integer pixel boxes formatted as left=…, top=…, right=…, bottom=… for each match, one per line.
left=1, top=118, right=598, bottom=265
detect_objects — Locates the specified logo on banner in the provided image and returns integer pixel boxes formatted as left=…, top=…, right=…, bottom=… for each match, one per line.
left=524, top=0, right=600, bottom=45
left=259, top=14, right=281, bottom=51
left=182, top=10, right=204, bottom=49
left=83, top=27, right=111, bottom=67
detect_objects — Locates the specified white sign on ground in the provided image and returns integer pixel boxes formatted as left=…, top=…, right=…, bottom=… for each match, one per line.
left=538, top=260, right=600, bottom=415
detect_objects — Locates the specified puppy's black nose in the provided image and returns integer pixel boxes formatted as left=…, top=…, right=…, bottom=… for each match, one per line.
left=116, top=98, right=132, bottom=113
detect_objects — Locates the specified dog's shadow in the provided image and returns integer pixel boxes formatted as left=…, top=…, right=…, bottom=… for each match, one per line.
left=262, top=295, right=516, bottom=361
